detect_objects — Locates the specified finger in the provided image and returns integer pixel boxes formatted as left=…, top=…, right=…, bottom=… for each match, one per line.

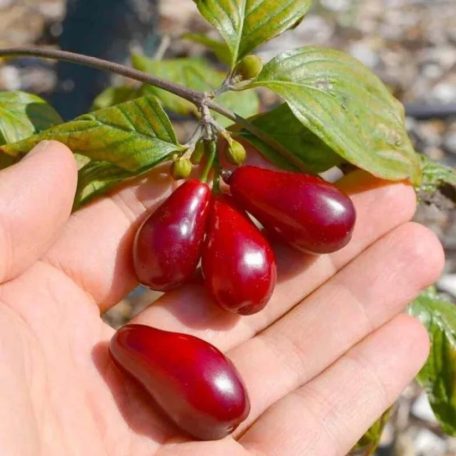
left=0, top=141, right=77, bottom=283
left=229, top=222, right=443, bottom=431
left=45, top=163, right=176, bottom=310
left=240, top=314, right=430, bottom=456
left=132, top=174, right=416, bottom=347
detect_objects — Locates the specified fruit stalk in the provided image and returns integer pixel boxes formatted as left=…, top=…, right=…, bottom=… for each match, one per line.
left=200, top=141, right=217, bottom=183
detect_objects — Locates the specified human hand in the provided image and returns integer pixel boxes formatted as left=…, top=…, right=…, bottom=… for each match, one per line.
left=0, top=141, right=444, bottom=455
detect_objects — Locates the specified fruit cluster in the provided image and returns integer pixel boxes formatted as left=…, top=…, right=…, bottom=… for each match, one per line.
left=109, top=161, right=356, bottom=441
left=133, top=165, right=356, bottom=314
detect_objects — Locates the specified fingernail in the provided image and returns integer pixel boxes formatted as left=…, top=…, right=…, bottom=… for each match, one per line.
left=24, top=140, right=51, bottom=160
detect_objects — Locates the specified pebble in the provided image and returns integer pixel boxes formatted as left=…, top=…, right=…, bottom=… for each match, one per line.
left=438, top=275, right=456, bottom=298
left=411, top=393, right=437, bottom=423
left=413, top=428, right=447, bottom=456
left=432, top=82, right=456, bottom=104
left=349, top=42, right=380, bottom=68
left=0, top=0, right=13, bottom=9
left=0, top=65, right=20, bottom=90
left=443, top=130, right=456, bottom=155
left=320, top=0, right=351, bottom=12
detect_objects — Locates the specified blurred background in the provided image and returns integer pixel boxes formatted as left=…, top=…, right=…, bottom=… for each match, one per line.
left=0, top=0, right=455, bottom=454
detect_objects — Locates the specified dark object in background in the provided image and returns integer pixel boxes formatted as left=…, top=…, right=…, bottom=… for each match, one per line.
left=405, top=103, right=456, bottom=120
left=50, top=0, right=159, bottom=120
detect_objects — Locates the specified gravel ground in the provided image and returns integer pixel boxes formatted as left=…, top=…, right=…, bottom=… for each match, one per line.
left=0, top=1, right=455, bottom=454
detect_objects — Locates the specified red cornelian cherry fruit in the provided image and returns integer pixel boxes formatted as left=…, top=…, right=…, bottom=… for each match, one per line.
left=110, top=324, right=250, bottom=440
left=202, top=195, right=277, bottom=315
left=133, top=179, right=211, bottom=291
left=229, top=166, right=356, bottom=254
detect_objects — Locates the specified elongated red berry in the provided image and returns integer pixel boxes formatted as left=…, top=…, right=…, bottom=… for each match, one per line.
left=229, top=166, right=356, bottom=254
left=110, top=324, right=250, bottom=440
left=202, top=195, right=277, bottom=315
left=133, top=180, right=211, bottom=291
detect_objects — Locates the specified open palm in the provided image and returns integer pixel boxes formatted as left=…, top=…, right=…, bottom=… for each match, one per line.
left=0, top=141, right=443, bottom=456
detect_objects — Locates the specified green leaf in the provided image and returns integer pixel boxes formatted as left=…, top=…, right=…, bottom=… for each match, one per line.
left=1, top=96, right=183, bottom=172
left=132, top=55, right=260, bottom=124
left=0, top=91, right=62, bottom=145
left=0, top=153, right=17, bottom=170
left=215, top=89, right=260, bottom=127
left=182, top=33, right=231, bottom=65
left=250, top=47, right=421, bottom=183
left=236, top=104, right=342, bottom=173
left=409, top=289, right=456, bottom=435
left=74, top=160, right=135, bottom=209
left=91, top=86, right=141, bottom=111
left=418, top=155, right=456, bottom=203
left=351, top=408, right=392, bottom=455
left=133, top=56, right=218, bottom=116
left=192, top=0, right=312, bottom=67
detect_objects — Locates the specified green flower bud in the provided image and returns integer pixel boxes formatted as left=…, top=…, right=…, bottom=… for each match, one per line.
left=226, top=140, right=247, bottom=166
left=234, top=55, right=263, bottom=81
left=171, top=157, right=193, bottom=180
left=190, top=140, right=205, bottom=164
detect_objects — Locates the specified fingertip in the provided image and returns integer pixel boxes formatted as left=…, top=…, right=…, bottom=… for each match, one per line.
left=29, top=140, right=78, bottom=184
left=393, top=222, right=445, bottom=290
left=395, top=313, right=430, bottom=370
left=24, top=140, right=78, bottom=211
left=0, top=140, right=79, bottom=282
left=337, top=172, right=416, bottom=230
left=44, top=140, right=78, bottom=170
left=386, top=181, right=417, bottom=222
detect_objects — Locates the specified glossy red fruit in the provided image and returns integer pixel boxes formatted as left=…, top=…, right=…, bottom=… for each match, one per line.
left=229, top=166, right=356, bottom=254
left=133, top=179, right=211, bottom=291
left=110, top=324, right=250, bottom=440
left=202, top=195, right=277, bottom=315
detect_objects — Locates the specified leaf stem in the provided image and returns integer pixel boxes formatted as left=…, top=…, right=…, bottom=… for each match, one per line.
left=206, top=101, right=309, bottom=171
left=183, top=124, right=203, bottom=157
left=0, top=46, right=309, bottom=172
left=201, top=140, right=217, bottom=183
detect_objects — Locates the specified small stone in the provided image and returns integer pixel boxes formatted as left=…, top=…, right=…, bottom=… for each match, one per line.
left=411, top=393, right=437, bottom=423
left=413, top=428, right=447, bottom=456
left=395, top=432, right=416, bottom=456
left=422, top=63, right=444, bottom=80
left=379, top=422, right=394, bottom=447
left=320, top=167, right=343, bottom=183
left=349, top=42, right=379, bottom=68
left=414, top=121, right=445, bottom=149
left=36, top=1, right=66, bottom=20
left=0, top=0, right=13, bottom=8
left=433, top=83, right=456, bottom=104
left=0, top=65, right=21, bottom=90
left=320, top=0, right=351, bottom=12
left=19, top=66, right=57, bottom=93
left=438, top=275, right=456, bottom=298
left=443, top=131, right=456, bottom=155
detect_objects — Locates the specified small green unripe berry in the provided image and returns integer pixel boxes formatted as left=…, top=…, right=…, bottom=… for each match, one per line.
left=171, top=157, right=193, bottom=180
left=191, top=140, right=205, bottom=164
left=226, top=140, right=247, bottom=166
left=234, top=55, right=263, bottom=81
